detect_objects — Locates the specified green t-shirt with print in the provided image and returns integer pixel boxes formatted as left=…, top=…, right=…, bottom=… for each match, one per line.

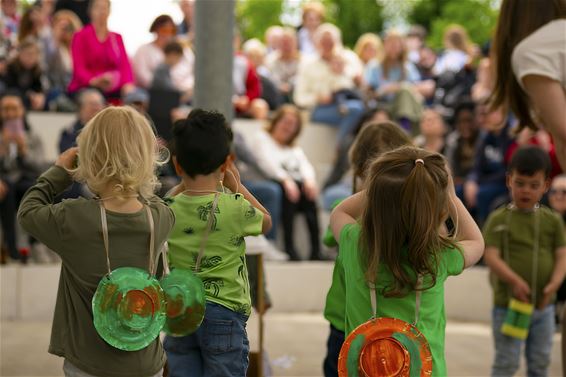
left=324, top=255, right=346, bottom=332
left=337, top=223, right=465, bottom=377
left=483, top=205, right=566, bottom=308
left=167, top=192, right=264, bottom=316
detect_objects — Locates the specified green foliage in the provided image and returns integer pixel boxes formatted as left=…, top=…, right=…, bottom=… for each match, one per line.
left=408, top=0, right=498, bottom=50
left=236, top=0, right=284, bottom=41
left=324, top=0, right=384, bottom=48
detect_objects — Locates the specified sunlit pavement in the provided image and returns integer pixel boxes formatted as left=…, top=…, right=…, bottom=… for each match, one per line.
left=1, top=315, right=562, bottom=377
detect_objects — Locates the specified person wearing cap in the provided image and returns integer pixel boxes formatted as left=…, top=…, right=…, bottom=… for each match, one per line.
left=123, top=88, right=149, bottom=115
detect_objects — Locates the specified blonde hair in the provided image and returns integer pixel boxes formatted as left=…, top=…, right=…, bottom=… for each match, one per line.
left=360, top=146, right=457, bottom=297
left=72, top=106, right=168, bottom=198
left=382, top=30, right=408, bottom=80
left=302, top=2, right=326, bottom=20
left=314, top=23, right=342, bottom=49
left=354, top=33, right=384, bottom=63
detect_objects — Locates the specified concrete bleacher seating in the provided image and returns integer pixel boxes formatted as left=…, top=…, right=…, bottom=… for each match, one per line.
left=28, top=112, right=339, bottom=187
left=9, top=112, right=492, bottom=325
left=1, top=263, right=492, bottom=322
left=28, top=112, right=75, bottom=164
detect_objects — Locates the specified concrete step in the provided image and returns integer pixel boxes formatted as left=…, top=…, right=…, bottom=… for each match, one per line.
left=1, top=262, right=492, bottom=322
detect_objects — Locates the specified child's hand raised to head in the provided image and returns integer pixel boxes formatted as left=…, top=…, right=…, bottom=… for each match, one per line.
left=56, top=147, right=79, bottom=170
left=223, top=160, right=242, bottom=194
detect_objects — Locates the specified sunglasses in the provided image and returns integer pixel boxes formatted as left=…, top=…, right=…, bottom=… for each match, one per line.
left=549, top=188, right=566, bottom=196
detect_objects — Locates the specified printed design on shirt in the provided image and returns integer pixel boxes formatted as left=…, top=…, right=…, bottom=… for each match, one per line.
left=197, top=201, right=221, bottom=231
left=230, top=235, right=245, bottom=247
left=244, top=205, right=256, bottom=219
left=183, top=227, right=194, bottom=235
left=192, top=254, right=222, bottom=269
left=202, top=278, right=224, bottom=297
left=233, top=303, right=250, bottom=315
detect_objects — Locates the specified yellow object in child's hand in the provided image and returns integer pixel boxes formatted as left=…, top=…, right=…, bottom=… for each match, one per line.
left=501, top=298, right=534, bottom=340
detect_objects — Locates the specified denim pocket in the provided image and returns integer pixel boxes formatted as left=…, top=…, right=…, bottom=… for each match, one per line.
left=203, top=318, right=233, bottom=354
left=163, top=334, right=192, bottom=354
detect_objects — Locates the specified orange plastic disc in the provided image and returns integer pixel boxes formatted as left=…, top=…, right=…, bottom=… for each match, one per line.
left=338, top=317, right=433, bottom=377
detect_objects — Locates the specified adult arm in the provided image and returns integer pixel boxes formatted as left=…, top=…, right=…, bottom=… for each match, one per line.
left=69, top=30, right=95, bottom=91
left=522, top=75, right=566, bottom=171
left=113, top=33, right=134, bottom=92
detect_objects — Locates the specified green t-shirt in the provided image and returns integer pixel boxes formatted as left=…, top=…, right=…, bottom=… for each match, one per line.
left=324, top=255, right=346, bottom=332
left=18, top=166, right=175, bottom=377
left=337, top=223, right=465, bottom=377
left=483, top=205, right=566, bottom=308
left=167, top=192, right=264, bottom=316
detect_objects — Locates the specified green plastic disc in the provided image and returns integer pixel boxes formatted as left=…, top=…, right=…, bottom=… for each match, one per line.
left=160, top=268, right=206, bottom=337
left=92, top=267, right=166, bottom=351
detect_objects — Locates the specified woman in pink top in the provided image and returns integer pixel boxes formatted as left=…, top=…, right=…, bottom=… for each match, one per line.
left=68, top=0, right=134, bottom=99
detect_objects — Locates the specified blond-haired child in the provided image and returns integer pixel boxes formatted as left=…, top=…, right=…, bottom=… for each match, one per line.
left=18, top=106, right=174, bottom=377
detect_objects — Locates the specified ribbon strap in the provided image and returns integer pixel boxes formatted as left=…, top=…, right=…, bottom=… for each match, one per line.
left=370, top=275, right=423, bottom=326
left=99, top=203, right=112, bottom=276
left=99, top=201, right=156, bottom=276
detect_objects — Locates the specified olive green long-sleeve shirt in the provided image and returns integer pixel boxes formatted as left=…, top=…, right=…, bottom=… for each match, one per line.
left=18, top=166, right=175, bottom=377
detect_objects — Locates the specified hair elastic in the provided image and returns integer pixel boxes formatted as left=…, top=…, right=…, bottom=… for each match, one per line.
left=415, top=159, right=424, bottom=165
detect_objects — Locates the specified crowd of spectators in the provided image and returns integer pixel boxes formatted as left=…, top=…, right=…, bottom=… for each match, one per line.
left=0, top=0, right=562, bottom=264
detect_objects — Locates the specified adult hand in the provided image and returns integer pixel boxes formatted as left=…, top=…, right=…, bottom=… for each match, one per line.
left=464, top=180, right=479, bottom=208
left=303, top=179, right=318, bottom=201
left=282, top=178, right=300, bottom=203
left=317, top=94, right=333, bottom=105
left=55, top=147, right=78, bottom=170
left=511, top=278, right=531, bottom=303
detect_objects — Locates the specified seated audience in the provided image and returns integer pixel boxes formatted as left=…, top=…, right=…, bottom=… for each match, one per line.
left=132, top=14, right=177, bottom=89
left=68, top=0, right=134, bottom=99
left=464, top=103, right=513, bottom=224
left=3, top=37, right=46, bottom=110
left=252, top=105, right=322, bottom=261
left=0, top=92, right=44, bottom=261
left=414, top=108, right=446, bottom=154
left=294, top=23, right=364, bottom=142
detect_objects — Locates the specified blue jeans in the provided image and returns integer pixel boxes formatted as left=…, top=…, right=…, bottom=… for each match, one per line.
left=164, top=302, right=249, bottom=377
left=311, top=100, right=365, bottom=141
left=323, top=324, right=345, bottom=377
left=322, top=183, right=352, bottom=211
left=491, top=305, right=555, bottom=377
left=244, top=180, right=282, bottom=240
